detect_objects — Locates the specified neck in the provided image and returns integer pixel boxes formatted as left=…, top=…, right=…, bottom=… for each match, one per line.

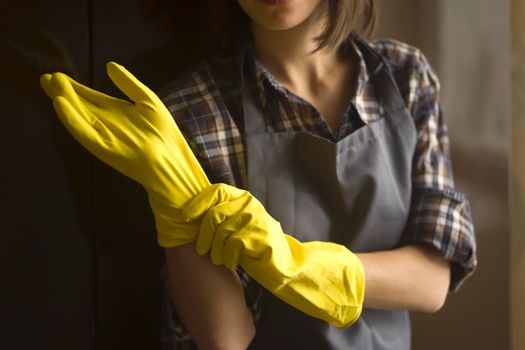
left=250, top=6, right=348, bottom=94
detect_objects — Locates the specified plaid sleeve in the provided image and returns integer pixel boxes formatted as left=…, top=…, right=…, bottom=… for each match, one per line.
left=398, top=46, right=477, bottom=292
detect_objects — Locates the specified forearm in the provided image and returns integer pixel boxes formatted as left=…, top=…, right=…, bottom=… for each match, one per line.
left=164, top=244, right=255, bottom=350
left=355, top=244, right=450, bottom=313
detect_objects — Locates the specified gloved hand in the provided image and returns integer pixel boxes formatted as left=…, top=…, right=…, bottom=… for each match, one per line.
left=39, top=63, right=211, bottom=247
left=181, top=183, right=366, bottom=328
left=40, top=64, right=364, bottom=327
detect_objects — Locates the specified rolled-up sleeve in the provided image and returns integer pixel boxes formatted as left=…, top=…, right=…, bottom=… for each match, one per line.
left=400, top=49, right=477, bottom=292
left=403, top=187, right=476, bottom=292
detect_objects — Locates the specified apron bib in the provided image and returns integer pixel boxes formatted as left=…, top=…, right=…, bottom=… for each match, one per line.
left=240, top=39, right=417, bottom=350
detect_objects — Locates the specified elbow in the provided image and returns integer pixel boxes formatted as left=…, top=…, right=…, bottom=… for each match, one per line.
left=415, top=245, right=451, bottom=313
left=421, top=289, right=448, bottom=313
left=420, top=267, right=450, bottom=313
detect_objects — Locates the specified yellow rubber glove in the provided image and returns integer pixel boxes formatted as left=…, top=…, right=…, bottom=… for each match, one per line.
left=40, top=64, right=363, bottom=327
left=181, top=183, right=366, bottom=328
left=39, top=62, right=211, bottom=247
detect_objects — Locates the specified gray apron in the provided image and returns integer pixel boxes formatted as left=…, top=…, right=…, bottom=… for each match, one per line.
left=240, top=39, right=417, bottom=350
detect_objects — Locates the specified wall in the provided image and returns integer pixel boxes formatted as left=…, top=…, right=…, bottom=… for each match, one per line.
left=377, top=1, right=512, bottom=349
left=511, top=0, right=525, bottom=348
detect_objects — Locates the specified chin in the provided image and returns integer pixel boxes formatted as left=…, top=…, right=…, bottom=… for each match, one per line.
left=237, top=0, right=324, bottom=31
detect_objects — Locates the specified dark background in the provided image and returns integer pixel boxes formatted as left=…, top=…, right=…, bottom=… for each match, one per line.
left=0, top=0, right=218, bottom=349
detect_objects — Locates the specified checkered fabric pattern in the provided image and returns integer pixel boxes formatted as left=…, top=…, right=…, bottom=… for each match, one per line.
left=157, top=38, right=477, bottom=349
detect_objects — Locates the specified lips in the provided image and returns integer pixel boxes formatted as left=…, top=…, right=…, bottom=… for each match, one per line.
left=260, top=0, right=294, bottom=5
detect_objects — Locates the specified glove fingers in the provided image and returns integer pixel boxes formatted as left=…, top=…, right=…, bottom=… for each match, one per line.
left=51, top=73, right=99, bottom=126
left=40, top=73, right=57, bottom=99
left=181, top=184, right=246, bottom=222
left=194, top=194, right=249, bottom=255
left=106, top=62, right=155, bottom=105
left=195, top=208, right=220, bottom=256
left=210, top=226, right=231, bottom=266
left=223, top=236, right=244, bottom=270
left=53, top=96, right=106, bottom=154
left=212, top=210, right=248, bottom=268
left=65, top=74, right=124, bottom=108
left=76, top=94, right=118, bottom=133
left=195, top=202, right=232, bottom=256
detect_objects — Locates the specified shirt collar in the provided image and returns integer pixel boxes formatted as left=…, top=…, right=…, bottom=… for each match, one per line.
left=347, top=39, right=381, bottom=123
left=247, top=38, right=378, bottom=124
left=347, top=39, right=371, bottom=108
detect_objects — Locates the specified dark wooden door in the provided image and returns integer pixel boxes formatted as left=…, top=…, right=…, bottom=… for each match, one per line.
left=0, top=1, right=95, bottom=349
left=0, top=1, right=213, bottom=348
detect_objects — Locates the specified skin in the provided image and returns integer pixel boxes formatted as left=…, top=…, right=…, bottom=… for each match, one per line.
left=165, top=0, right=451, bottom=349
left=239, top=0, right=358, bottom=132
left=164, top=244, right=255, bottom=350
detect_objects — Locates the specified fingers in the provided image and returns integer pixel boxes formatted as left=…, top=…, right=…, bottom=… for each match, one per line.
left=195, top=202, right=229, bottom=256
left=207, top=214, right=246, bottom=269
left=223, top=236, right=244, bottom=270
left=40, top=73, right=56, bottom=99
left=64, top=74, right=123, bottom=107
left=106, top=61, right=156, bottom=105
left=42, top=73, right=99, bottom=127
left=41, top=72, right=110, bottom=161
left=194, top=192, right=250, bottom=255
left=188, top=185, right=254, bottom=268
left=52, top=96, right=105, bottom=153
left=210, top=224, right=229, bottom=266
left=181, top=183, right=245, bottom=222
left=42, top=71, right=127, bottom=109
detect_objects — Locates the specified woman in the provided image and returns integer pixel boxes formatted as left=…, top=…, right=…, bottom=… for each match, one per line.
left=40, top=0, right=477, bottom=349
left=158, top=1, right=476, bottom=349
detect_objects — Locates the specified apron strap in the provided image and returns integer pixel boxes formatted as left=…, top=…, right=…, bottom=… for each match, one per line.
left=237, top=43, right=268, bottom=137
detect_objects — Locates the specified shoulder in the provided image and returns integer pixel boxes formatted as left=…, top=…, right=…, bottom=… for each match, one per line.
left=155, top=51, right=243, bottom=149
left=155, top=52, right=245, bottom=185
left=368, top=38, right=440, bottom=95
left=157, top=52, right=241, bottom=117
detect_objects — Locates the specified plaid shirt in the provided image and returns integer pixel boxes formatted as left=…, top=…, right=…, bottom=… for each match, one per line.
left=158, top=38, right=477, bottom=348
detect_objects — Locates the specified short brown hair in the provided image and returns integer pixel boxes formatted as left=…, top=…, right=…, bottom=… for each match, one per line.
left=221, top=0, right=378, bottom=53
left=315, top=0, right=378, bottom=51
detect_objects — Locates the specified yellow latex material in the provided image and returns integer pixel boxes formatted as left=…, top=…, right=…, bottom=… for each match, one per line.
left=182, top=184, right=366, bottom=328
left=40, top=64, right=365, bottom=328
left=39, top=62, right=211, bottom=247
